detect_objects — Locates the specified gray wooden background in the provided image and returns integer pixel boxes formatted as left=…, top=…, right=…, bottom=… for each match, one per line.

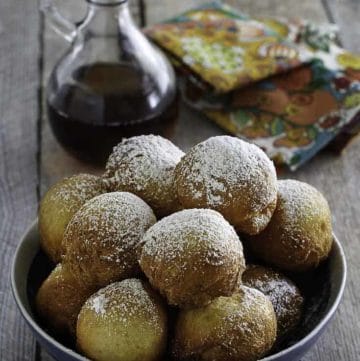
left=0, top=0, right=359, bottom=360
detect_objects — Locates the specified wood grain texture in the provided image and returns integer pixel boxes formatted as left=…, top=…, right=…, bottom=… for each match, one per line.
left=324, top=0, right=360, bottom=52
left=37, top=1, right=359, bottom=361
left=0, top=0, right=40, bottom=360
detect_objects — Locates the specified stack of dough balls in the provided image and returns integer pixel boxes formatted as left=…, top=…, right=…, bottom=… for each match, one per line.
left=36, top=135, right=334, bottom=361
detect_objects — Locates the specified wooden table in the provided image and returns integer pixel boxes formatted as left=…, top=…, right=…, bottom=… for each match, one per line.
left=0, top=0, right=359, bottom=360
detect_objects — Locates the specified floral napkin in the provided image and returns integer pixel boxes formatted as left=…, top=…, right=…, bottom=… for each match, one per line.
left=146, top=1, right=360, bottom=170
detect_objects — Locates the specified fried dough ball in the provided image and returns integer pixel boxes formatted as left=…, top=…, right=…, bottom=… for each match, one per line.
left=103, top=135, right=184, bottom=217
left=63, top=192, right=156, bottom=288
left=174, top=136, right=277, bottom=235
left=242, top=264, right=304, bottom=339
left=39, top=174, right=107, bottom=263
left=248, top=179, right=333, bottom=272
left=139, top=209, right=245, bottom=308
left=36, top=263, right=95, bottom=338
left=173, top=285, right=277, bottom=361
left=77, top=279, right=167, bottom=361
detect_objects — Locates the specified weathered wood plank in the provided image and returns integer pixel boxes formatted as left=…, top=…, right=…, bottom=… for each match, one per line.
left=0, top=1, right=40, bottom=360
left=227, top=0, right=329, bottom=20
left=39, top=1, right=360, bottom=360
left=324, top=0, right=360, bottom=53
left=147, top=0, right=333, bottom=23
left=145, top=0, right=204, bottom=24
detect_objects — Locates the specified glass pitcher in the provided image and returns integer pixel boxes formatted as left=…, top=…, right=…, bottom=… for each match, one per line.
left=43, top=0, right=178, bottom=163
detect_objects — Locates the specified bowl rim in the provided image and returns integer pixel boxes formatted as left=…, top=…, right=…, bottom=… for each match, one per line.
left=11, top=220, right=347, bottom=361
left=262, top=230, right=347, bottom=360
left=11, top=220, right=89, bottom=361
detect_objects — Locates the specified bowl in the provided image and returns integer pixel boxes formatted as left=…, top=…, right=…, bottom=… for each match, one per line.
left=11, top=220, right=347, bottom=361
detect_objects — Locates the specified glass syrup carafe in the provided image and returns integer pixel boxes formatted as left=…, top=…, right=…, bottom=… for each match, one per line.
left=43, top=0, right=178, bottom=163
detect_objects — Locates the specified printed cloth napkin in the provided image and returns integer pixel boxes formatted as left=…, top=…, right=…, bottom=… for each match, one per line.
left=146, top=1, right=360, bottom=170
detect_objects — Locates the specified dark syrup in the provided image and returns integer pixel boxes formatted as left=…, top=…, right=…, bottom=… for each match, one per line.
left=47, top=63, right=178, bottom=164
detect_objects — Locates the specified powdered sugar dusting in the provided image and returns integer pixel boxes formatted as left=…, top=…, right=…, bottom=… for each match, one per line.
left=277, top=179, right=331, bottom=236
left=175, top=136, right=277, bottom=211
left=219, top=286, right=277, bottom=351
left=246, top=277, right=299, bottom=308
left=174, top=285, right=276, bottom=360
left=65, top=192, right=156, bottom=251
left=141, top=209, right=243, bottom=272
left=140, top=209, right=245, bottom=306
left=43, top=173, right=107, bottom=216
left=83, top=279, right=164, bottom=331
left=224, top=286, right=275, bottom=329
left=174, top=136, right=277, bottom=234
left=90, top=293, right=107, bottom=316
left=103, top=135, right=184, bottom=215
left=242, top=265, right=304, bottom=336
left=63, top=192, right=156, bottom=286
left=55, top=174, right=105, bottom=201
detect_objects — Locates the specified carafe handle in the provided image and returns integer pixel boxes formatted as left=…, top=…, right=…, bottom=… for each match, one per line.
left=40, top=0, right=79, bottom=43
